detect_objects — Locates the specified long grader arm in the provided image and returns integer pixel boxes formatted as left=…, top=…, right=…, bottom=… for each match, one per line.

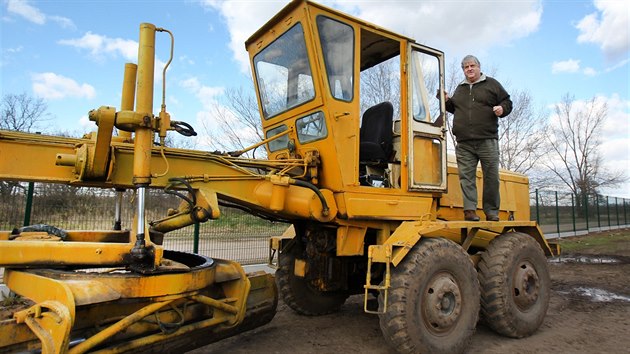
left=0, top=23, right=288, bottom=354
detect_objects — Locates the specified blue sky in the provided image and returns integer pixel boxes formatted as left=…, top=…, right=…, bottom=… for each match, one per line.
left=1, top=0, right=629, bottom=197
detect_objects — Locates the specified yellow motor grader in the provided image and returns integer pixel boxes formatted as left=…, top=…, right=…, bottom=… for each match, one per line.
left=0, top=1, right=558, bottom=353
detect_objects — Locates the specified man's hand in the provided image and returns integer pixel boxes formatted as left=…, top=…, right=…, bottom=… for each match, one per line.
left=436, top=90, right=449, bottom=101
left=492, top=105, right=503, bottom=116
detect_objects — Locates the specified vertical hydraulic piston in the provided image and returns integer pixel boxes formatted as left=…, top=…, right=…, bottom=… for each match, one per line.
left=133, top=23, right=156, bottom=186
left=130, top=23, right=157, bottom=265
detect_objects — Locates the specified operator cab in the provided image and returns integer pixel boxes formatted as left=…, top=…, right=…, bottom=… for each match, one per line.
left=246, top=0, right=447, bottom=196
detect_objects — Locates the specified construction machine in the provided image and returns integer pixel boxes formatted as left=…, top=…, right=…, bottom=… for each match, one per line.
left=0, top=1, right=558, bottom=353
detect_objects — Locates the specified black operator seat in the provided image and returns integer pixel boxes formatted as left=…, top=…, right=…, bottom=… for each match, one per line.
left=359, top=101, right=394, bottom=165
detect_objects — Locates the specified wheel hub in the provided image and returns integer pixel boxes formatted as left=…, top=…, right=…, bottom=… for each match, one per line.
left=423, top=273, right=462, bottom=332
left=513, top=261, right=540, bottom=310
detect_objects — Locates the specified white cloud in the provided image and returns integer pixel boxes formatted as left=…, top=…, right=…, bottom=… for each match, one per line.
left=604, top=58, right=629, bottom=73
left=599, top=94, right=630, bottom=198
left=6, top=0, right=74, bottom=28
left=179, top=77, right=224, bottom=110
left=79, top=114, right=96, bottom=128
left=168, top=95, right=180, bottom=106
left=200, top=0, right=286, bottom=73
left=32, top=72, right=96, bottom=100
left=179, top=76, right=225, bottom=141
left=340, top=1, right=541, bottom=53
left=552, top=59, right=580, bottom=74
left=576, top=0, right=629, bottom=60
left=49, top=15, right=75, bottom=29
left=179, top=55, right=195, bottom=65
left=583, top=67, right=597, bottom=76
left=179, top=76, right=235, bottom=148
left=201, top=1, right=542, bottom=73
left=58, top=32, right=138, bottom=61
left=599, top=93, right=630, bottom=147
left=58, top=32, right=168, bottom=83
left=6, top=46, right=23, bottom=53
left=180, top=77, right=200, bottom=90
left=6, top=0, right=45, bottom=24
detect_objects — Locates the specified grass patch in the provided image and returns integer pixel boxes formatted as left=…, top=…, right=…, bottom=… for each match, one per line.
left=556, top=228, right=630, bottom=255
left=0, top=291, right=35, bottom=321
left=1, top=291, right=28, bottom=307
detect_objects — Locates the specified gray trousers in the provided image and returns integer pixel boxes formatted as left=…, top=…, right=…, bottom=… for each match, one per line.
left=455, top=139, right=500, bottom=216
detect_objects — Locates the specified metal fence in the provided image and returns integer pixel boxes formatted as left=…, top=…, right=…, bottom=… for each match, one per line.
left=531, top=189, right=629, bottom=238
left=0, top=183, right=288, bottom=265
left=1, top=183, right=629, bottom=265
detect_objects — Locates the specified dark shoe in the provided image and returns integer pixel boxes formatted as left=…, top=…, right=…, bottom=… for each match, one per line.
left=464, top=210, right=480, bottom=221
left=486, top=214, right=500, bottom=222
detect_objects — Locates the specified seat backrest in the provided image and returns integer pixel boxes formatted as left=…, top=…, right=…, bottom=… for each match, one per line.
left=359, top=101, right=394, bottom=163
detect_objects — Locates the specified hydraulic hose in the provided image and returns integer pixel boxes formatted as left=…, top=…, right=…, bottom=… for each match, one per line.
left=289, top=178, right=330, bottom=217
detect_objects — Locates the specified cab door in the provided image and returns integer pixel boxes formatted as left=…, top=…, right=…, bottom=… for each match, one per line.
left=407, top=44, right=447, bottom=192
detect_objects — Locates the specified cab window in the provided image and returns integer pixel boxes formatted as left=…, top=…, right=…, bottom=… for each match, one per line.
left=410, top=51, right=440, bottom=123
left=254, top=23, right=315, bottom=119
left=297, top=111, right=327, bottom=144
left=317, top=16, right=354, bottom=101
left=266, top=125, right=289, bottom=152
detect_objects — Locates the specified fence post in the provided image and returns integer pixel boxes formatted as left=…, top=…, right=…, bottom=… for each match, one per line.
left=615, top=197, right=619, bottom=226
left=555, top=191, right=560, bottom=237
left=571, top=194, right=576, bottom=235
left=584, top=192, right=589, bottom=231
left=23, top=182, right=35, bottom=226
left=606, top=196, right=611, bottom=227
left=536, top=188, right=540, bottom=225
left=596, top=194, right=601, bottom=228
left=193, top=222, right=200, bottom=254
left=113, top=189, right=124, bottom=231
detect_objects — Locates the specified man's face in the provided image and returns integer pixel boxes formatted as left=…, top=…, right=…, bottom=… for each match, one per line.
left=462, top=61, right=481, bottom=82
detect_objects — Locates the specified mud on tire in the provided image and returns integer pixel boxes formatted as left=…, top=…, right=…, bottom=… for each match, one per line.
left=275, top=247, right=348, bottom=316
left=477, top=232, right=550, bottom=338
left=378, top=237, right=480, bottom=354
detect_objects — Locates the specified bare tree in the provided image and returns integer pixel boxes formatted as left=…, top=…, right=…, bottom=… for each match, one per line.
left=360, top=57, right=401, bottom=117
left=1, top=92, right=49, bottom=132
left=543, top=94, right=626, bottom=208
left=498, top=89, right=548, bottom=174
left=201, top=86, right=265, bottom=158
left=1, top=92, right=50, bottom=198
left=163, top=134, right=198, bottom=150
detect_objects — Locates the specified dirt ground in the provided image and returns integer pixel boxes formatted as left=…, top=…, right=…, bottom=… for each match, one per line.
left=192, top=229, right=630, bottom=354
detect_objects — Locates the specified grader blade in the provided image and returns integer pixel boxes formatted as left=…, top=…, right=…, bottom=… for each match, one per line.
left=0, top=251, right=277, bottom=354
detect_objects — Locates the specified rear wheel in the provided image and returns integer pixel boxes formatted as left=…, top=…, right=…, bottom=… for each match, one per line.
left=378, top=238, right=480, bottom=354
left=477, top=232, right=550, bottom=338
left=276, top=245, right=348, bottom=316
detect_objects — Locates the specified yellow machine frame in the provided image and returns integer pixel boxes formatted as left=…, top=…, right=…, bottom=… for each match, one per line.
left=0, top=1, right=558, bottom=353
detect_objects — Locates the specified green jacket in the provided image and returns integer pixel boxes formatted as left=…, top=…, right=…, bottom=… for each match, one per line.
left=445, top=74, right=512, bottom=142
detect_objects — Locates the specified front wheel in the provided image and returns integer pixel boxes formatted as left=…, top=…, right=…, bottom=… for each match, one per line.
left=378, top=237, right=480, bottom=354
left=477, top=232, right=550, bottom=338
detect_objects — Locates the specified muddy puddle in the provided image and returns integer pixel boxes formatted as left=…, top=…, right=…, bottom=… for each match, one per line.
left=558, top=286, right=630, bottom=302
left=549, top=254, right=629, bottom=264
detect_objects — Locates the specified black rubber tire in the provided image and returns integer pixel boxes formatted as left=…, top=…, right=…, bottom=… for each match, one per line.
left=275, top=248, right=348, bottom=316
left=478, top=232, right=550, bottom=338
left=378, top=238, right=480, bottom=354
